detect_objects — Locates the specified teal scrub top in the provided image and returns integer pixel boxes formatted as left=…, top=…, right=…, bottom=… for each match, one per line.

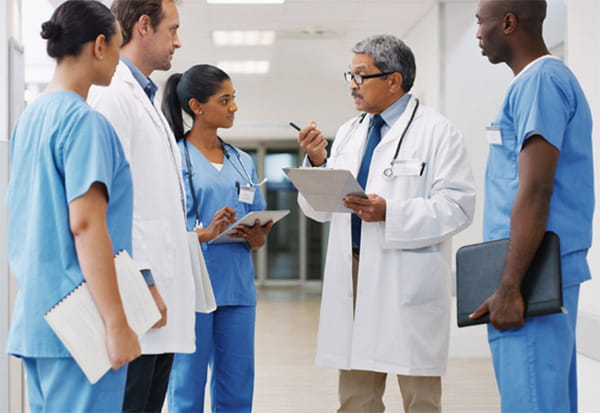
left=179, top=140, right=265, bottom=306
left=483, top=57, right=594, bottom=287
left=6, top=91, right=133, bottom=357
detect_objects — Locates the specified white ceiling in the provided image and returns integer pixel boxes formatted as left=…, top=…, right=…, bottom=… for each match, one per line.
left=169, top=0, right=438, bottom=139
left=37, top=0, right=440, bottom=139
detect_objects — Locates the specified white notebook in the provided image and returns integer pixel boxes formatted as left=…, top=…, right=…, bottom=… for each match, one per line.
left=44, top=250, right=161, bottom=384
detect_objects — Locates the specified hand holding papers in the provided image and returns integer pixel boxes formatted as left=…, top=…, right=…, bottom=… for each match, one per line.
left=283, top=167, right=367, bottom=213
left=44, top=251, right=161, bottom=383
left=209, top=210, right=290, bottom=244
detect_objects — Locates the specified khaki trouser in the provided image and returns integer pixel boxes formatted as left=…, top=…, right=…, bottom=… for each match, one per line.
left=339, top=253, right=442, bottom=413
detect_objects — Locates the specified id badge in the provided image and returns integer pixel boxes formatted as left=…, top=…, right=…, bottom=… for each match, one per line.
left=238, top=185, right=256, bottom=204
left=391, top=159, right=423, bottom=176
left=486, top=126, right=503, bottom=145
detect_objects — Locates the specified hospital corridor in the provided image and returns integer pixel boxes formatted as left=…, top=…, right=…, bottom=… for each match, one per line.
left=2, top=0, right=600, bottom=412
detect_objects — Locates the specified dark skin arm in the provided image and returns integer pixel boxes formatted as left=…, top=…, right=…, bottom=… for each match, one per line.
left=470, top=135, right=559, bottom=330
left=229, top=219, right=274, bottom=250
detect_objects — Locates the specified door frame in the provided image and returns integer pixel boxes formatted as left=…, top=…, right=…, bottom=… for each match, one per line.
left=228, top=138, right=321, bottom=287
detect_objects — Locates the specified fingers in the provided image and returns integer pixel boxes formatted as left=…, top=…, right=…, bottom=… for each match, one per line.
left=469, top=301, right=490, bottom=320
left=149, top=285, right=167, bottom=329
left=344, top=194, right=386, bottom=222
left=343, top=196, right=373, bottom=217
left=215, top=206, right=237, bottom=224
left=298, top=122, right=327, bottom=166
left=298, top=122, right=318, bottom=144
left=261, top=221, right=274, bottom=234
left=107, top=326, right=141, bottom=370
left=152, top=307, right=167, bottom=329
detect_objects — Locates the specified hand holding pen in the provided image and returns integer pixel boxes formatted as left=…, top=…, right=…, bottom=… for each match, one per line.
left=290, top=121, right=328, bottom=167
left=194, top=206, right=237, bottom=243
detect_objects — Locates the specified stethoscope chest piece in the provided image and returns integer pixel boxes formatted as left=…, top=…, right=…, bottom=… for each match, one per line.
left=383, top=167, right=395, bottom=180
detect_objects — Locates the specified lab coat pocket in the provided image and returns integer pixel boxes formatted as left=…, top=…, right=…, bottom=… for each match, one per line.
left=141, top=219, right=175, bottom=283
left=396, top=248, right=448, bottom=305
left=382, top=165, right=427, bottom=201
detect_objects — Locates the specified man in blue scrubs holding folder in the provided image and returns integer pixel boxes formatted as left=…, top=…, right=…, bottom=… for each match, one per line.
left=472, top=1, right=594, bottom=411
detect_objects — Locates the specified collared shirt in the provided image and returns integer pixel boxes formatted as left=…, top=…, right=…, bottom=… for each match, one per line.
left=371, top=92, right=411, bottom=138
left=304, top=93, right=412, bottom=168
left=120, top=56, right=158, bottom=285
left=121, top=56, right=158, bottom=102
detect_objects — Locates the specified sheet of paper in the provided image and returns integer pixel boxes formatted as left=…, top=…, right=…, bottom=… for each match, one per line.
left=209, top=210, right=290, bottom=244
left=44, top=251, right=161, bottom=384
left=283, top=167, right=367, bottom=213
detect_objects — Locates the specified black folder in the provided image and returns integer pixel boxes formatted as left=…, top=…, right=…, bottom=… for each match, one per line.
left=456, top=231, right=562, bottom=327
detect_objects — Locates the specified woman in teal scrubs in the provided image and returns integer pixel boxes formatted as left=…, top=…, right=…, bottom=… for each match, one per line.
left=162, top=65, right=272, bottom=413
left=5, top=1, right=140, bottom=411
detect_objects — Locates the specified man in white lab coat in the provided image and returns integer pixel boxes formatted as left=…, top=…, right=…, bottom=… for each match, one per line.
left=88, top=1, right=196, bottom=412
left=296, top=34, right=476, bottom=412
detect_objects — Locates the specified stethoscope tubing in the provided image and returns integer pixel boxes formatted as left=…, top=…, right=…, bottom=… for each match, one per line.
left=333, top=98, right=420, bottom=180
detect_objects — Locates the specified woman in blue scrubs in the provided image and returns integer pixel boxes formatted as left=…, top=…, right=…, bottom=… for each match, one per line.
left=5, top=1, right=140, bottom=412
left=162, top=65, right=272, bottom=413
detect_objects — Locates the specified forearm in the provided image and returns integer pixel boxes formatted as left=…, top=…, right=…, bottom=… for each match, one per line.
left=500, top=187, right=551, bottom=290
left=74, top=224, right=129, bottom=331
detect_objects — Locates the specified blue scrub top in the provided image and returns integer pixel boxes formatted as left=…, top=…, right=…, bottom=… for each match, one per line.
left=5, top=91, right=133, bottom=357
left=483, top=57, right=594, bottom=287
left=180, top=140, right=266, bottom=306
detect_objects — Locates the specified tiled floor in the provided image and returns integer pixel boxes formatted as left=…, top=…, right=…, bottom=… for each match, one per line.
left=193, top=285, right=600, bottom=412
left=251, top=286, right=500, bottom=412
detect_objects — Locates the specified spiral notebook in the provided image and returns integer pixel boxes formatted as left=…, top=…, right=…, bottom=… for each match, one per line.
left=44, top=250, right=161, bottom=384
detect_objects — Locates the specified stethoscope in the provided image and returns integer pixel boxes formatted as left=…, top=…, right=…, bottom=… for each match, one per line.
left=182, top=137, right=266, bottom=229
left=382, top=98, right=420, bottom=180
left=217, top=137, right=267, bottom=187
left=333, top=98, right=420, bottom=181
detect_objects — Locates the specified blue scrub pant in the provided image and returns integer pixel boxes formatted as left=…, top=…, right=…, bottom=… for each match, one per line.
left=23, top=356, right=127, bottom=413
left=168, top=306, right=256, bottom=413
left=487, top=284, right=580, bottom=413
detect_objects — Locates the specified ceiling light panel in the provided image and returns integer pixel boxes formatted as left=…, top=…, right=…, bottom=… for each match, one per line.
left=213, top=30, right=276, bottom=46
left=217, top=60, right=270, bottom=74
left=207, top=0, right=285, bottom=4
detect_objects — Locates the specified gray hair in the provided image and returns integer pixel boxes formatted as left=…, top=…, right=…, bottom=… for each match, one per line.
left=352, top=34, right=416, bottom=93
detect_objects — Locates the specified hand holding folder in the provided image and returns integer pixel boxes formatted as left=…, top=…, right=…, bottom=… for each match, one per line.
left=283, top=167, right=366, bottom=213
left=456, top=231, right=563, bottom=328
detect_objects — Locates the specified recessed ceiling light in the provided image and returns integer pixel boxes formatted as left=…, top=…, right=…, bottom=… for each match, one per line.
left=213, top=30, right=276, bottom=46
left=217, top=60, right=270, bottom=74
left=207, top=0, right=284, bottom=4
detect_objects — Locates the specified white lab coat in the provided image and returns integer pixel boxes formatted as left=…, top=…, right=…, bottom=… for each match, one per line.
left=88, top=62, right=195, bottom=354
left=299, top=96, right=475, bottom=376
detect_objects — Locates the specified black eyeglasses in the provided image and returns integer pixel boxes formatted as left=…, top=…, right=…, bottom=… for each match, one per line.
left=343, top=71, right=395, bottom=85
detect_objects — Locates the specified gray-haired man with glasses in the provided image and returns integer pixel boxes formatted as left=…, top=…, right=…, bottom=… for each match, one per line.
left=295, top=34, right=476, bottom=412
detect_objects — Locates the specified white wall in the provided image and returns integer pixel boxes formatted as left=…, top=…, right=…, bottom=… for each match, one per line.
left=403, top=3, right=440, bottom=111
left=1, top=0, right=23, bottom=411
left=439, top=0, right=511, bottom=357
left=0, top=0, right=10, bottom=409
left=567, top=0, right=600, bottom=364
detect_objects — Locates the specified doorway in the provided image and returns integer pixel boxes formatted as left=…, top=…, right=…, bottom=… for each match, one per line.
left=230, top=140, right=327, bottom=286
